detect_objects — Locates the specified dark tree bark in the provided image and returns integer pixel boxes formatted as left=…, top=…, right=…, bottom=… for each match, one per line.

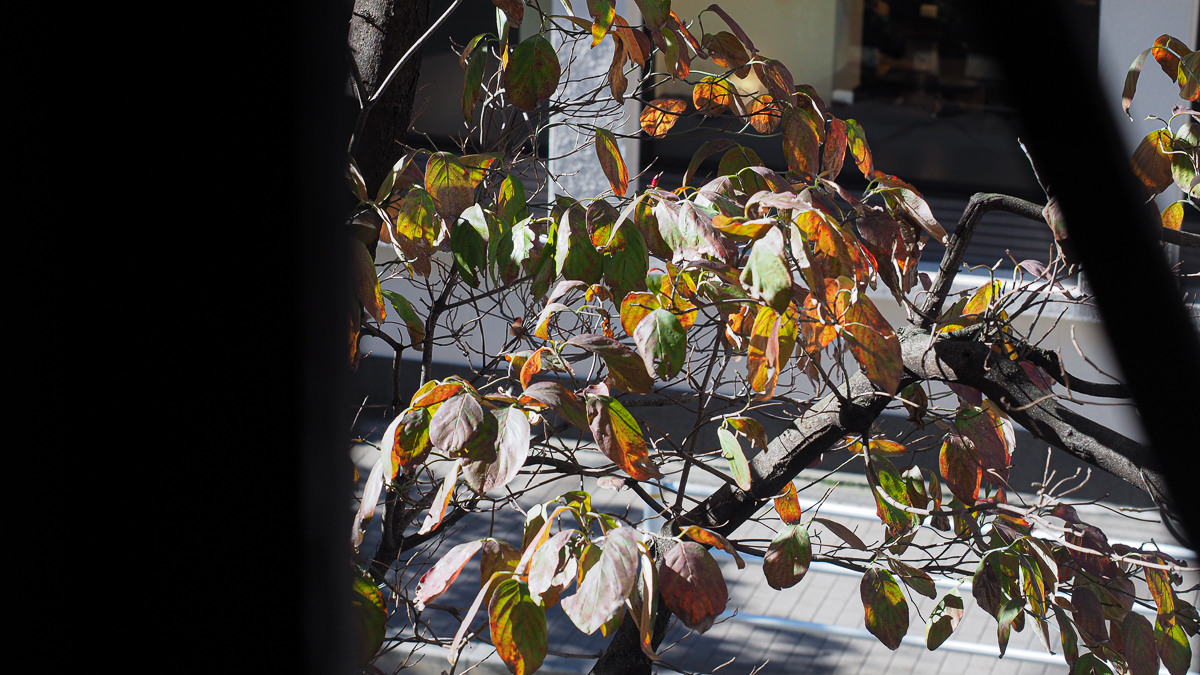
left=348, top=0, right=432, bottom=189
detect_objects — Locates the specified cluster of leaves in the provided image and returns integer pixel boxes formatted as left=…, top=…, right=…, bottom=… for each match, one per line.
left=344, top=4, right=1198, bottom=675
left=1123, top=34, right=1199, bottom=229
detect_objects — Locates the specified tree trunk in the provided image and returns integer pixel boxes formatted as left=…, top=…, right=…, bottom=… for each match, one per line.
left=348, top=0, right=432, bottom=190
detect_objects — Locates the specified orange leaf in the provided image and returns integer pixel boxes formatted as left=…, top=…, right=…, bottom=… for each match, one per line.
left=639, top=98, right=687, bottom=137
left=1162, top=201, right=1184, bottom=230
left=748, top=94, right=782, bottom=133
left=693, top=76, right=733, bottom=115
left=520, top=347, right=552, bottom=389
left=679, top=525, right=745, bottom=569
left=773, top=481, right=803, bottom=525
left=594, top=128, right=629, bottom=197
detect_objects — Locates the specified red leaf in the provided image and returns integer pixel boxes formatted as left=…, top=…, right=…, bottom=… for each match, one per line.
left=568, top=334, right=655, bottom=394
left=763, top=524, right=812, bottom=589
left=415, top=540, right=484, bottom=611
left=822, top=117, right=848, bottom=180
left=562, top=527, right=641, bottom=633
left=659, top=542, right=728, bottom=633
left=782, top=106, right=821, bottom=175
left=954, top=405, right=1012, bottom=484
left=1072, top=586, right=1109, bottom=644
left=586, top=395, right=663, bottom=480
left=519, top=381, right=589, bottom=432
left=861, top=567, right=909, bottom=650
left=841, top=294, right=902, bottom=395
left=939, top=433, right=981, bottom=505
left=755, top=59, right=795, bottom=103
left=594, top=128, right=629, bottom=197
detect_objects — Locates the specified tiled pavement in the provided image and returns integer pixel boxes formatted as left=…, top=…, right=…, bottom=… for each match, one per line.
left=352, top=443, right=1199, bottom=675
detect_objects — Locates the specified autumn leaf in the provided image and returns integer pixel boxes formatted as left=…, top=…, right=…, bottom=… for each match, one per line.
left=351, top=239, right=385, bottom=324
left=619, top=292, right=661, bottom=337
left=659, top=542, right=728, bottom=633
left=1162, top=201, right=1185, bottom=230
left=462, top=46, right=487, bottom=120
left=489, top=579, right=547, bottom=675
left=862, top=567, right=909, bottom=650
left=415, top=540, right=485, bottom=610
left=755, top=58, right=795, bottom=103
left=594, top=128, right=629, bottom=197
left=782, top=106, right=821, bottom=175
left=568, top=334, right=655, bottom=394
left=384, top=406, right=433, bottom=474
left=586, top=395, right=662, bottom=480
left=505, top=35, right=561, bottom=111
left=1123, top=47, right=1152, bottom=119
left=519, top=381, right=590, bottom=432
left=640, top=98, right=687, bottom=137
left=587, top=0, right=615, bottom=44
left=555, top=207, right=603, bottom=285
left=763, top=524, right=812, bottom=589
left=562, top=526, right=640, bottom=633
left=462, top=407, right=530, bottom=493
left=703, top=30, right=751, bottom=77
left=822, top=117, right=848, bottom=179
left=717, top=145, right=762, bottom=177
left=869, top=455, right=916, bottom=540
left=773, top=481, right=803, bottom=524
left=1132, top=129, right=1175, bottom=196
left=417, top=459, right=461, bottom=535
left=939, top=433, right=981, bottom=505
left=1122, top=610, right=1159, bottom=675
left=954, top=405, right=1012, bottom=484
left=682, top=138, right=738, bottom=187
left=693, top=76, right=733, bottom=115
left=491, top=0, right=523, bottom=26
left=425, top=152, right=474, bottom=225
left=841, top=294, right=902, bottom=395
left=678, top=525, right=745, bottom=569
left=1156, top=616, right=1191, bottom=675
left=430, top=393, right=485, bottom=455
left=388, top=186, right=439, bottom=277
left=845, top=119, right=873, bottom=177
left=748, top=95, right=782, bottom=133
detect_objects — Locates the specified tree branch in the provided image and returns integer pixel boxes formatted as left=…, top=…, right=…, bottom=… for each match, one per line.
left=920, top=193, right=1046, bottom=329
left=1023, top=347, right=1131, bottom=398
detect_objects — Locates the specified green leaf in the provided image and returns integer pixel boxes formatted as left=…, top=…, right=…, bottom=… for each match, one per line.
left=1157, top=616, right=1191, bottom=675
left=505, top=35, right=561, bottom=111
left=1122, top=611, right=1160, bottom=675
left=489, top=579, right=547, bottom=675
left=762, top=524, right=812, bottom=589
left=633, top=308, right=686, bottom=380
left=382, top=290, right=426, bottom=349
left=451, top=208, right=488, bottom=288
left=463, top=45, right=487, bottom=120
left=562, top=527, right=640, bottom=633
left=869, top=456, right=916, bottom=540
left=633, top=0, right=670, bottom=30
left=716, top=427, right=752, bottom=491
left=587, top=0, right=615, bottom=44
left=497, top=173, right=530, bottom=226
left=390, top=186, right=438, bottom=277
left=555, top=207, right=603, bottom=285
left=925, top=590, right=964, bottom=650
left=351, top=573, right=387, bottom=667
left=659, top=542, right=728, bottom=633
left=740, top=226, right=792, bottom=313
left=1054, top=605, right=1080, bottom=668
left=996, top=596, right=1023, bottom=657
left=425, top=152, right=474, bottom=224
left=861, top=566, right=909, bottom=650
left=385, top=406, right=432, bottom=473
left=845, top=119, right=873, bottom=177
left=595, top=128, right=629, bottom=197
